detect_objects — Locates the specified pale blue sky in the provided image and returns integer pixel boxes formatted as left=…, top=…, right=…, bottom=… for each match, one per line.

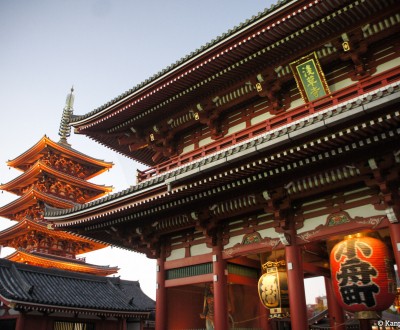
left=0, top=0, right=325, bottom=302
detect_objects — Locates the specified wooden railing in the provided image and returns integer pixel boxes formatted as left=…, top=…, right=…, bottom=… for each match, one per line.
left=137, top=66, right=400, bottom=182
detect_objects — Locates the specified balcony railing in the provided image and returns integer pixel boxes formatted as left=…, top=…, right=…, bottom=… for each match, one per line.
left=137, top=66, right=400, bottom=182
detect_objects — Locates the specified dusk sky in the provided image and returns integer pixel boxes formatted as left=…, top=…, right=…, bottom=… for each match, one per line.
left=0, top=0, right=325, bottom=302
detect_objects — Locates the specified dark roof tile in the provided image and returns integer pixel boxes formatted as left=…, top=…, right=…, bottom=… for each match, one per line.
left=0, top=259, right=154, bottom=313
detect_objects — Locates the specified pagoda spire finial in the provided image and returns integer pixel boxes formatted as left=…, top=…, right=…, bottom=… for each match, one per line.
left=58, top=87, right=75, bottom=146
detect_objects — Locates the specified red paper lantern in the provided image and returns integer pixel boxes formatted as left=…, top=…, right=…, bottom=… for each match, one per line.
left=330, top=233, right=396, bottom=314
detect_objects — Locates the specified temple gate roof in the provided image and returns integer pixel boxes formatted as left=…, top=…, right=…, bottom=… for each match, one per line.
left=0, top=258, right=154, bottom=317
left=68, top=0, right=399, bottom=165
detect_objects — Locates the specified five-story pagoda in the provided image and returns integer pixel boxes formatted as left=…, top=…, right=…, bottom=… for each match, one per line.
left=0, top=88, right=118, bottom=276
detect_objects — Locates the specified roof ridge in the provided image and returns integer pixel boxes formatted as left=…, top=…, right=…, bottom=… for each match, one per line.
left=11, top=263, right=34, bottom=294
left=70, top=1, right=291, bottom=122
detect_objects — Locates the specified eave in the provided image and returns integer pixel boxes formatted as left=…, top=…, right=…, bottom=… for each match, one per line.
left=70, top=0, right=400, bottom=165
left=5, top=249, right=119, bottom=276
left=0, top=259, right=154, bottom=317
left=6, top=136, right=113, bottom=180
left=0, top=188, right=75, bottom=220
left=0, top=219, right=108, bottom=252
left=71, top=0, right=298, bottom=128
left=45, top=82, right=400, bottom=252
left=0, top=297, right=152, bottom=319
left=47, top=77, right=400, bottom=224
left=0, top=160, right=112, bottom=200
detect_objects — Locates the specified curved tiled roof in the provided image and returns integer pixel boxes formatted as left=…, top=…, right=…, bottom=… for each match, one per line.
left=0, top=219, right=108, bottom=252
left=0, top=187, right=75, bottom=219
left=7, top=135, right=113, bottom=179
left=0, top=259, right=154, bottom=315
left=0, top=160, right=112, bottom=197
left=70, top=0, right=290, bottom=122
left=47, top=79, right=400, bottom=221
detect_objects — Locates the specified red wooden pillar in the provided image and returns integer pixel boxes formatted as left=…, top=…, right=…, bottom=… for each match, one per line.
left=325, top=277, right=345, bottom=330
left=285, top=228, right=308, bottom=330
left=16, top=312, right=25, bottom=330
left=259, top=300, right=271, bottom=329
left=41, top=313, right=49, bottom=330
left=389, top=221, right=400, bottom=278
left=156, top=246, right=167, bottom=330
left=212, top=241, right=229, bottom=330
left=118, top=317, right=127, bottom=330
left=98, top=317, right=105, bottom=330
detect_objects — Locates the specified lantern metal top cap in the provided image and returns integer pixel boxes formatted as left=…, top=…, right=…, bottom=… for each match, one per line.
left=344, top=230, right=375, bottom=240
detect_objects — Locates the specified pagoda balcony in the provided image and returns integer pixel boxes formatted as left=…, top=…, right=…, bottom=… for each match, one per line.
left=137, top=66, right=400, bottom=183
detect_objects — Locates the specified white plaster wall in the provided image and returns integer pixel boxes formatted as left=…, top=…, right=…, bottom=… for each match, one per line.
left=298, top=204, right=387, bottom=234
left=297, top=215, right=328, bottom=234
left=375, top=57, right=400, bottom=74
left=166, top=247, right=185, bottom=261
left=182, top=143, right=195, bottom=154
left=227, top=122, right=246, bottom=135
left=191, top=242, right=212, bottom=256
left=199, top=136, right=213, bottom=147
left=288, top=97, right=304, bottom=110
left=345, top=204, right=386, bottom=219
left=224, top=227, right=280, bottom=249
left=329, top=78, right=353, bottom=93
left=259, top=227, right=279, bottom=239
left=224, top=234, right=243, bottom=249
left=251, top=110, right=273, bottom=125
left=166, top=242, right=214, bottom=261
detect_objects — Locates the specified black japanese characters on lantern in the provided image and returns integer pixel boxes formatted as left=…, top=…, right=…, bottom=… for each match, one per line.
left=330, top=233, right=396, bottom=316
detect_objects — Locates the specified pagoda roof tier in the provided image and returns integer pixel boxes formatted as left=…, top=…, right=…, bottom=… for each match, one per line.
left=5, top=249, right=119, bottom=276
left=0, top=219, right=108, bottom=253
left=0, top=259, right=154, bottom=317
left=69, top=0, right=400, bottom=165
left=0, top=187, right=75, bottom=220
left=6, top=136, right=113, bottom=180
left=0, top=160, right=112, bottom=200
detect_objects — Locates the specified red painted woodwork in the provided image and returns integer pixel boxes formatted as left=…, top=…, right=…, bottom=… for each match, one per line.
left=389, top=222, right=400, bottom=280
left=166, top=286, right=205, bottom=329
left=0, top=134, right=115, bottom=275
left=259, top=299, right=272, bottom=330
left=156, top=249, right=167, bottom=330
left=285, top=233, right=308, bottom=330
left=164, top=252, right=213, bottom=269
left=138, top=66, right=400, bottom=181
left=330, top=234, right=396, bottom=313
left=212, top=243, right=230, bottom=330
left=165, top=274, right=213, bottom=287
left=325, top=276, right=346, bottom=330
left=44, top=2, right=400, bottom=329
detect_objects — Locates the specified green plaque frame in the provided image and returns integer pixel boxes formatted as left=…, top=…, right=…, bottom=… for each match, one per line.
left=290, top=52, right=330, bottom=103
